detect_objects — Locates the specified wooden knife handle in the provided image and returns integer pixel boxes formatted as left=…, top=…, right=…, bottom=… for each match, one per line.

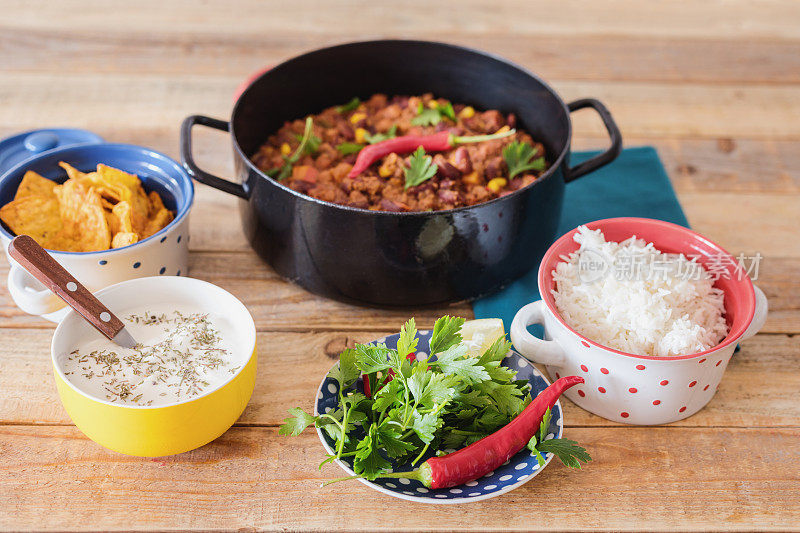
left=7, top=235, right=123, bottom=340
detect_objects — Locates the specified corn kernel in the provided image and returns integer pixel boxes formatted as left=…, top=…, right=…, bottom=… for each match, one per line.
left=280, top=143, right=291, bottom=156
left=350, top=112, right=366, bottom=124
left=462, top=171, right=479, bottom=185
left=487, top=177, right=507, bottom=193
left=354, top=128, right=368, bottom=144
left=427, top=100, right=439, bottom=109
left=378, top=165, right=393, bottom=178
left=459, top=106, right=475, bottom=119
left=495, top=125, right=511, bottom=134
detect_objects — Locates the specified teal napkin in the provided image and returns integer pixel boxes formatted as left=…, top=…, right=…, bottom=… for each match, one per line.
left=472, top=146, right=689, bottom=327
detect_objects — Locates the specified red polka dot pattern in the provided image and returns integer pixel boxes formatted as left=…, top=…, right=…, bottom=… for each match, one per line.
left=652, top=400, right=661, bottom=405
left=689, top=381, right=697, bottom=388
left=598, top=387, right=606, bottom=394
left=679, top=406, right=687, bottom=412
left=636, top=364, right=646, bottom=370
left=629, top=387, right=637, bottom=393
left=581, top=340, right=590, bottom=348
left=698, top=358, right=706, bottom=364
left=716, top=360, right=722, bottom=367
left=620, top=412, right=629, bottom=418
left=703, top=385, right=710, bottom=391
left=578, top=390, right=585, bottom=397
left=580, top=364, right=588, bottom=372
left=600, top=368, right=609, bottom=375
left=660, top=380, right=669, bottom=386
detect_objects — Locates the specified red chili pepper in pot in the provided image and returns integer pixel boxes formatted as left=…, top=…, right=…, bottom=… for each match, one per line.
left=348, top=129, right=516, bottom=178
left=380, top=375, right=583, bottom=489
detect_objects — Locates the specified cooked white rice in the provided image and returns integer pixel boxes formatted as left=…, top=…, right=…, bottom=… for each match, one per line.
left=551, top=226, right=728, bottom=357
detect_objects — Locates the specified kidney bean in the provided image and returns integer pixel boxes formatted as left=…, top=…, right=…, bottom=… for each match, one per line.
left=337, top=122, right=355, bottom=141
left=433, top=154, right=461, bottom=180
left=484, top=158, right=501, bottom=180
left=507, top=113, right=517, bottom=129
left=380, top=199, right=410, bottom=212
left=452, top=147, right=473, bottom=174
left=293, top=180, right=317, bottom=194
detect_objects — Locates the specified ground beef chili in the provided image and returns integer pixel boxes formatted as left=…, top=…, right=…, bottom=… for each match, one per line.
left=251, top=94, right=549, bottom=212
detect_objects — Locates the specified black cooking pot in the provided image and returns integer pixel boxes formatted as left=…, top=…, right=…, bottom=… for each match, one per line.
left=180, top=40, right=621, bottom=306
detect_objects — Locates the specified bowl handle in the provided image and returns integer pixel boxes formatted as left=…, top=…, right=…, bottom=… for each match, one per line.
left=510, top=301, right=566, bottom=366
left=565, top=98, right=622, bottom=183
left=180, top=115, right=250, bottom=199
left=741, top=285, right=769, bottom=340
left=7, top=263, right=65, bottom=316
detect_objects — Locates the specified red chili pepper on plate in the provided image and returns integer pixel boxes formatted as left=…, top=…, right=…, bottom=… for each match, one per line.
left=381, top=375, right=583, bottom=489
left=347, top=129, right=516, bottom=178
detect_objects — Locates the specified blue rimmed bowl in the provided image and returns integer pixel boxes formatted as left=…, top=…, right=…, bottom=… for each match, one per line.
left=315, top=330, right=564, bottom=504
left=0, top=143, right=194, bottom=322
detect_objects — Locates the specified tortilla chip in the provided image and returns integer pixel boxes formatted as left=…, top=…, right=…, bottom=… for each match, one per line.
left=111, top=232, right=138, bottom=249
left=142, top=207, right=173, bottom=238
left=97, top=164, right=141, bottom=190
left=54, top=180, right=111, bottom=251
left=112, top=201, right=134, bottom=233
left=148, top=190, right=165, bottom=214
left=99, top=168, right=149, bottom=233
left=70, top=164, right=149, bottom=233
left=58, top=162, right=87, bottom=181
left=75, top=171, right=130, bottom=205
left=15, top=171, right=57, bottom=200
left=0, top=195, right=65, bottom=249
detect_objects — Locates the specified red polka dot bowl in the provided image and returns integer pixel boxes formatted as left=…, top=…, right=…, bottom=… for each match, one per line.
left=509, top=217, right=768, bottom=425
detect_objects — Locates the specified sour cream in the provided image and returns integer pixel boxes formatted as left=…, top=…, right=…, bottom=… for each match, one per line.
left=60, top=304, right=244, bottom=407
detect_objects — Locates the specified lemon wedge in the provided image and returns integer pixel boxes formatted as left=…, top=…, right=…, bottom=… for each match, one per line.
left=460, top=318, right=505, bottom=357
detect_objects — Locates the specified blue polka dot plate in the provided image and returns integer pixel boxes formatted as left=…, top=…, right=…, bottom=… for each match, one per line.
left=314, top=330, right=564, bottom=504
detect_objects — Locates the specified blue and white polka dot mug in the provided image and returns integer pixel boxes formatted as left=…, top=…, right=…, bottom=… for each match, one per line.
left=0, top=143, right=194, bottom=322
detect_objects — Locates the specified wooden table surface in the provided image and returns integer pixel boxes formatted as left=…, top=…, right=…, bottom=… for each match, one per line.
left=2, top=1, right=799, bottom=531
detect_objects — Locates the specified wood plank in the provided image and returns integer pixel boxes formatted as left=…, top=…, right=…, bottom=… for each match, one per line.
left=3, top=73, right=800, bottom=140
left=2, top=327, right=796, bottom=428
left=0, top=252, right=797, bottom=333
left=3, top=0, right=799, bottom=41
left=5, top=28, right=800, bottom=85
left=1, top=425, right=798, bottom=531
left=679, top=193, right=800, bottom=259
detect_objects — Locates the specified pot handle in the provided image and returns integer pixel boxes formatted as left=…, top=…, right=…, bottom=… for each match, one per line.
left=180, top=115, right=250, bottom=199
left=510, top=301, right=566, bottom=366
left=565, top=98, right=622, bottom=183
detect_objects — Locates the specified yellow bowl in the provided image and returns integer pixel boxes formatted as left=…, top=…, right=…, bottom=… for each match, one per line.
left=50, top=276, right=256, bottom=457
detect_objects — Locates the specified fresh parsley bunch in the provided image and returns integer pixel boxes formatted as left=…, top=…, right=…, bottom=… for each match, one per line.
left=280, top=316, right=536, bottom=480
